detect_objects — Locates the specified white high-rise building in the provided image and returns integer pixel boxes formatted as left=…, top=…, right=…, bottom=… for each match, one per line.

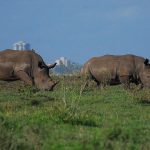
left=13, top=41, right=31, bottom=50
left=55, top=57, right=70, bottom=67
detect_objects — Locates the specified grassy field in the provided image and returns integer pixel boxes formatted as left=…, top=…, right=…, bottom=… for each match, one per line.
left=0, top=76, right=150, bottom=150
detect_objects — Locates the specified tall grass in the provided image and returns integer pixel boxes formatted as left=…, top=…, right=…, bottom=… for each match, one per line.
left=0, top=76, right=150, bottom=150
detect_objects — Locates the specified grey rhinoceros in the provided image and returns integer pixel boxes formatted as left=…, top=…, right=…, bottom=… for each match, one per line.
left=0, top=49, right=58, bottom=90
left=81, top=54, right=150, bottom=88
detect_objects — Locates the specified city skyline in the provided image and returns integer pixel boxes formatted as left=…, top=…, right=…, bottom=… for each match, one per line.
left=0, top=0, right=150, bottom=64
left=13, top=41, right=31, bottom=50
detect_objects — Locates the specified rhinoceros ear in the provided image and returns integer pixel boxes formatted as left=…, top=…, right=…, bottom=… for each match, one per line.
left=38, top=61, right=45, bottom=69
left=31, top=49, right=35, bottom=52
left=47, top=63, right=57, bottom=69
left=144, top=58, right=149, bottom=66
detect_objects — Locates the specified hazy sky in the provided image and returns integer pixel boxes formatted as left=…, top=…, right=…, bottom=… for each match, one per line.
left=0, top=0, right=150, bottom=64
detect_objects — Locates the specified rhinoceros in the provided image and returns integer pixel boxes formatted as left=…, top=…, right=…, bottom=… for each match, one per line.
left=81, top=54, right=150, bottom=88
left=0, top=49, right=58, bottom=90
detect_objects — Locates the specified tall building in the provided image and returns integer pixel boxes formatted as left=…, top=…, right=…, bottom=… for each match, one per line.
left=13, top=41, right=31, bottom=50
left=55, top=57, right=70, bottom=67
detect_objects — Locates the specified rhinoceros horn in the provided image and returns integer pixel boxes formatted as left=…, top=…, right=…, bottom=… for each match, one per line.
left=47, top=63, right=57, bottom=69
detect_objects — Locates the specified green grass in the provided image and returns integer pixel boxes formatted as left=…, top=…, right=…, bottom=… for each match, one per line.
left=0, top=77, right=150, bottom=150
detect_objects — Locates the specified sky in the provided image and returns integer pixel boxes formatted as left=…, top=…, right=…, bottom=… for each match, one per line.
left=0, top=0, right=150, bottom=64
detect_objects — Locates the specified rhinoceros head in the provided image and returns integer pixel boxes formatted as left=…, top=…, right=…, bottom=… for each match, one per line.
left=32, top=52, right=58, bottom=91
left=140, top=58, right=150, bottom=87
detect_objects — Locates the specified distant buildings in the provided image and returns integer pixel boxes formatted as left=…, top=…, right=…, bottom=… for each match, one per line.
left=13, top=41, right=31, bottom=50
left=55, top=57, right=71, bottom=67
left=52, top=57, right=82, bottom=74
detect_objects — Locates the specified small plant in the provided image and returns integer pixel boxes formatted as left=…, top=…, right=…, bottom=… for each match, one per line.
left=130, top=88, right=150, bottom=104
left=18, top=85, right=39, bottom=99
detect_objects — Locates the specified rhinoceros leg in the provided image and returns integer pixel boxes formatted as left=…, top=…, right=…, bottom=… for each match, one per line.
left=15, top=71, right=33, bottom=86
left=119, top=75, right=130, bottom=89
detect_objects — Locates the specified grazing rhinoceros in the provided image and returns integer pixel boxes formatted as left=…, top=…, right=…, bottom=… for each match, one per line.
left=81, top=54, right=150, bottom=88
left=0, top=49, right=58, bottom=90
